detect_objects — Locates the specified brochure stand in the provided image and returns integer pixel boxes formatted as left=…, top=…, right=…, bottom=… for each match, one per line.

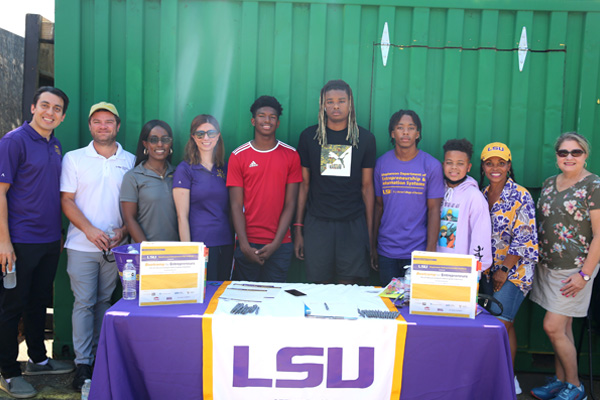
left=409, top=251, right=478, bottom=318
left=139, top=241, right=207, bottom=306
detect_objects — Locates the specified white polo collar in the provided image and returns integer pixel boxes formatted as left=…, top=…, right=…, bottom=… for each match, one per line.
left=84, top=140, right=125, bottom=159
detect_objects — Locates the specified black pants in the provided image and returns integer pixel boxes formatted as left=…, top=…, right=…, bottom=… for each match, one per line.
left=0, top=241, right=60, bottom=378
left=206, top=244, right=234, bottom=281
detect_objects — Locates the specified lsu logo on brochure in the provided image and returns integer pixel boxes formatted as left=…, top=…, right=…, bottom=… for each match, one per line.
left=232, top=346, right=375, bottom=389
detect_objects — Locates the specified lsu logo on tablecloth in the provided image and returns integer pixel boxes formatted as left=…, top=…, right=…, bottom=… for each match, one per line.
left=232, top=346, right=375, bottom=389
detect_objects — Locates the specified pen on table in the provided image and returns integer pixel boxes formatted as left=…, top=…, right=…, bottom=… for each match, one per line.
left=307, top=314, right=357, bottom=320
left=324, top=302, right=329, bottom=311
left=222, top=298, right=263, bottom=303
left=237, top=283, right=280, bottom=289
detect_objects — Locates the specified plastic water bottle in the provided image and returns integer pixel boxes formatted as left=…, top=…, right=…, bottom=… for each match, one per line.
left=3, top=262, right=16, bottom=289
left=81, top=379, right=91, bottom=400
left=106, top=224, right=116, bottom=239
left=403, top=264, right=412, bottom=301
left=122, top=259, right=136, bottom=300
left=127, top=245, right=139, bottom=254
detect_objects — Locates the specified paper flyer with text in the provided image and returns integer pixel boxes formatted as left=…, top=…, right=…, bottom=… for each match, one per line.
left=409, top=251, right=477, bottom=318
left=139, top=241, right=207, bottom=306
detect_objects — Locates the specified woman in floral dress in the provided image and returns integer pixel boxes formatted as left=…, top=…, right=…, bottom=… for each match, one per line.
left=530, top=132, right=600, bottom=400
left=479, top=142, right=539, bottom=395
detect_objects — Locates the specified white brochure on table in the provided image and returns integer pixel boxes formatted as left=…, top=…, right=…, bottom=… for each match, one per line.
left=409, top=250, right=478, bottom=318
left=139, top=241, right=206, bottom=306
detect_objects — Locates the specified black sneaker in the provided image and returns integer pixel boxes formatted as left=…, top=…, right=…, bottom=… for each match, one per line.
left=72, top=364, right=93, bottom=391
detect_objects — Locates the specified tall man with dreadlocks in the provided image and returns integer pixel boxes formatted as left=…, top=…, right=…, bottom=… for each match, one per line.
left=294, top=80, right=376, bottom=284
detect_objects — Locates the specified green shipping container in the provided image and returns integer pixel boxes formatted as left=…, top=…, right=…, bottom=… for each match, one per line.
left=54, top=0, right=600, bottom=371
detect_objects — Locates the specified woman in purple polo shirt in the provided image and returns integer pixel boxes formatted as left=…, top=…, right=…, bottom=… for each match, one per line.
left=173, top=114, right=234, bottom=281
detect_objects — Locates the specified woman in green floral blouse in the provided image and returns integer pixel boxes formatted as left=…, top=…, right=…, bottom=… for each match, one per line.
left=531, top=132, right=600, bottom=400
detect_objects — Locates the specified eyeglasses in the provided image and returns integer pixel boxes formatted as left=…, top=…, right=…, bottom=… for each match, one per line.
left=193, top=130, right=219, bottom=139
left=147, top=136, right=173, bottom=145
left=556, top=149, right=585, bottom=158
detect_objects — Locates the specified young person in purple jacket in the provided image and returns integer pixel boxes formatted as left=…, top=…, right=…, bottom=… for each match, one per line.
left=436, top=139, right=492, bottom=270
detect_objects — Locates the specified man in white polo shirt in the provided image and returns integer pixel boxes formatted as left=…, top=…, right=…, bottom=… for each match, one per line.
left=60, top=102, right=135, bottom=391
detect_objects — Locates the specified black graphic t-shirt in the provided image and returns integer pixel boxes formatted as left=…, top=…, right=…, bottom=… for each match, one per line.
left=297, top=125, right=376, bottom=221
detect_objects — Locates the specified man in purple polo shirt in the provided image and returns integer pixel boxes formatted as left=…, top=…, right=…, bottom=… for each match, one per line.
left=0, top=87, right=75, bottom=399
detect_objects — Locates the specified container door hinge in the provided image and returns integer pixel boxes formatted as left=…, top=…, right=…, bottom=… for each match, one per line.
left=381, top=22, right=390, bottom=67
left=518, top=26, right=528, bottom=72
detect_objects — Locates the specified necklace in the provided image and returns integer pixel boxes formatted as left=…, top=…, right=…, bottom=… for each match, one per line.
left=145, top=163, right=167, bottom=179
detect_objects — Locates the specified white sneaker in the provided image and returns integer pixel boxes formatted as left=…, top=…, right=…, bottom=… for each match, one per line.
left=514, top=375, right=522, bottom=395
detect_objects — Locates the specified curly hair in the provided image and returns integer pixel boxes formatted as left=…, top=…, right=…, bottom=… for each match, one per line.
left=443, top=138, right=473, bottom=160
left=250, top=96, right=283, bottom=118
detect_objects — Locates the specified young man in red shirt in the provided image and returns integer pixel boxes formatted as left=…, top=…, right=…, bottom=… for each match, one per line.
left=227, top=96, right=302, bottom=282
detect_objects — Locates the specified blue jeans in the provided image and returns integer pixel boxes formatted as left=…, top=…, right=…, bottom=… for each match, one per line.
left=233, top=242, right=293, bottom=283
left=479, top=274, right=526, bottom=322
left=378, top=255, right=411, bottom=287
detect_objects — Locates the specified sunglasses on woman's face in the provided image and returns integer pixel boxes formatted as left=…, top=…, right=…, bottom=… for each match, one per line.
left=193, top=130, right=219, bottom=139
left=147, top=136, right=173, bottom=144
left=556, top=149, right=585, bottom=158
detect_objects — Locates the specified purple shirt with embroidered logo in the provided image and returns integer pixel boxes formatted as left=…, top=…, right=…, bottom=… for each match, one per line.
left=374, top=149, right=444, bottom=259
left=173, top=160, right=233, bottom=247
left=0, top=121, right=62, bottom=243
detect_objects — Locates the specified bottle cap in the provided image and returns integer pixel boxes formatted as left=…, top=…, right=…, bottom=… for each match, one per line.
left=126, top=259, right=133, bottom=262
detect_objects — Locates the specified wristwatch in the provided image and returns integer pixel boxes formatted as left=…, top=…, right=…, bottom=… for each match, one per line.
left=500, top=265, right=509, bottom=273
left=579, top=271, right=591, bottom=282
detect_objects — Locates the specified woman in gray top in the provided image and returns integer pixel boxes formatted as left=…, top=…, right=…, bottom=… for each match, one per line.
left=120, top=120, right=179, bottom=242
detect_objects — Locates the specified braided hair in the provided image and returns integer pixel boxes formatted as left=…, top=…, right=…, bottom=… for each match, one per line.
left=314, top=80, right=359, bottom=148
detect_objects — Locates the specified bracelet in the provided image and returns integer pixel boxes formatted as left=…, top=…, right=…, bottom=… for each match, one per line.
left=293, top=223, right=304, bottom=227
